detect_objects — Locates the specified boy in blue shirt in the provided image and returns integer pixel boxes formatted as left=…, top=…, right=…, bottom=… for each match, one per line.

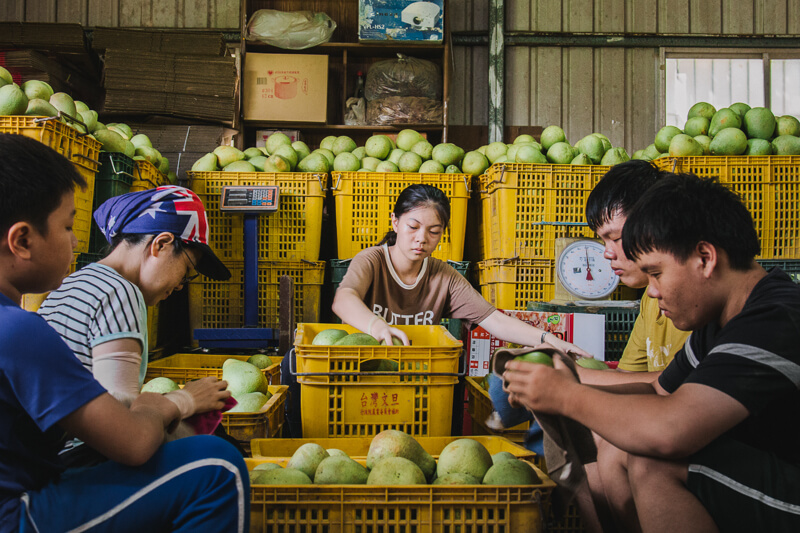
left=0, top=133, right=249, bottom=532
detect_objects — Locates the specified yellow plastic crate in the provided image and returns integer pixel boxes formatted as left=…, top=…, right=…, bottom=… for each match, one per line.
left=188, top=171, right=327, bottom=262
left=331, top=171, right=471, bottom=261
left=479, top=163, right=611, bottom=260
left=477, top=257, right=639, bottom=309
left=130, top=160, right=161, bottom=192
left=245, top=436, right=553, bottom=533
left=465, top=376, right=530, bottom=443
left=188, top=260, right=324, bottom=330
left=294, top=323, right=462, bottom=437
left=654, top=155, right=800, bottom=259
left=223, top=385, right=288, bottom=449
left=0, top=116, right=100, bottom=253
left=146, top=353, right=283, bottom=385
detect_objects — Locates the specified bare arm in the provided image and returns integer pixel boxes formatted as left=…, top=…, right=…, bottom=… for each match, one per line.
left=479, top=310, right=593, bottom=358
left=503, top=357, right=748, bottom=458
left=332, top=287, right=409, bottom=345
left=58, top=392, right=181, bottom=466
left=577, top=367, right=662, bottom=387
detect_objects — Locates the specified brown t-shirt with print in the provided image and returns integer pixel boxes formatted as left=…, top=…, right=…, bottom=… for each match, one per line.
left=338, top=244, right=496, bottom=326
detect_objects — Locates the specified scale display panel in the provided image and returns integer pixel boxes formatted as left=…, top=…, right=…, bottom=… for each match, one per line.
left=219, top=185, right=280, bottom=213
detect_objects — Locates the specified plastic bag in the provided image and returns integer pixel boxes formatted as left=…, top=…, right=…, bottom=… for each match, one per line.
left=344, top=97, right=366, bottom=126
left=364, top=54, right=442, bottom=101
left=246, top=9, right=336, bottom=50
left=367, top=97, right=443, bottom=125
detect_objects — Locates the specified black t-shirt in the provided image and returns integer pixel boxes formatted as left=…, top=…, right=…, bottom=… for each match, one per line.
left=659, top=268, right=800, bottom=465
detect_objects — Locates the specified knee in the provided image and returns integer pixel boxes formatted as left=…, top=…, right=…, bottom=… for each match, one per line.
left=627, top=453, right=685, bottom=491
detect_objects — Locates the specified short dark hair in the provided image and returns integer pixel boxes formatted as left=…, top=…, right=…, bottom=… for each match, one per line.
left=586, top=160, right=668, bottom=231
left=378, top=184, right=450, bottom=246
left=622, top=173, right=760, bottom=270
left=0, top=133, right=87, bottom=236
left=105, top=233, right=186, bottom=257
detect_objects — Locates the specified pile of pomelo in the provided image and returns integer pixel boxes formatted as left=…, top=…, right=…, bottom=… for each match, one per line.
left=635, top=102, right=800, bottom=159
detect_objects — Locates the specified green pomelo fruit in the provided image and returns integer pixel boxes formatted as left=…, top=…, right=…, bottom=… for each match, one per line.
left=433, top=473, right=481, bottom=485
left=246, top=353, right=274, bottom=370
left=365, top=135, right=394, bottom=159
left=367, top=457, right=427, bottom=485
left=93, top=129, right=128, bottom=153
left=693, top=135, right=712, bottom=155
left=728, top=102, right=751, bottom=121
left=252, top=462, right=283, bottom=472
left=228, top=391, right=270, bottom=413
left=141, top=376, right=180, bottom=393
left=292, top=141, right=311, bottom=161
left=743, top=107, right=776, bottom=140
left=387, top=148, right=405, bottom=165
left=135, top=146, right=162, bottom=167
left=375, top=160, right=399, bottom=173
left=158, top=155, right=169, bottom=175
left=49, top=92, right=76, bottom=118
left=287, top=443, right=329, bottom=481
left=21, top=80, right=54, bottom=101
left=258, top=146, right=269, bottom=156
left=360, top=156, right=382, bottom=171
left=505, top=144, right=520, bottom=162
left=540, top=125, right=566, bottom=151
left=654, top=126, right=683, bottom=153
left=319, top=135, right=337, bottom=151
left=334, top=333, right=380, bottom=346
left=436, top=439, right=493, bottom=482
left=601, top=147, right=631, bottom=165
left=252, top=468, right=312, bottom=485
left=24, top=98, right=58, bottom=117
left=313, top=456, right=370, bottom=485
left=367, top=429, right=436, bottom=479
left=222, top=358, right=269, bottom=395
left=668, top=134, right=703, bottom=157
left=410, top=140, right=433, bottom=160
left=577, top=134, right=605, bottom=163
left=445, top=164, right=460, bottom=173
left=772, top=135, right=800, bottom=155
left=272, top=144, right=299, bottom=169
left=248, top=155, right=267, bottom=171
left=683, top=116, right=710, bottom=137
left=351, top=146, right=366, bottom=160
left=776, top=115, right=800, bottom=137
left=0, top=84, right=28, bottom=115
left=708, top=108, right=742, bottom=138
left=74, top=100, right=90, bottom=113
left=631, top=150, right=648, bottom=160
left=213, top=146, right=245, bottom=168
left=314, top=148, right=335, bottom=166
left=224, top=160, right=256, bottom=172
left=576, top=357, right=609, bottom=370
left=483, top=460, right=541, bottom=485
left=312, top=329, right=349, bottom=345
left=109, top=123, right=133, bottom=140
left=513, top=134, right=536, bottom=144
left=476, top=145, right=487, bottom=155
left=461, top=151, right=490, bottom=176
left=298, top=153, right=330, bottom=173
left=642, top=144, right=661, bottom=160
left=130, top=134, right=153, bottom=149
left=243, top=147, right=263, bottom=159
left=514, top=351, right=554, bottom=366
left=710, top=128, right=748, bottom=155
left=266, top=133, right=292, bottom=155
left=326, top=449, right=349, bottom=458
left=0, top=67, right=12, bottom=85
left=431, top=143, right=464, bottom=166
left=396, top=129, right=423, bottom=151
left=378, top=335, right=404, bottom=346
left=419, top=160, right=445, bottom=174
left=192, top=152, right=219, bottom=172
left=570, top=153, right=592, bottom=165
left=77, top=110, right=98, bottom=133
left=332, top=135, right=357, bottom=155
left=397, top=152, right=423, bottom=172
left=687, top=102, right=716, bottom=121
left=744, top=138, right=773, bottom=156
left=492, top=451, right=518, bottom=464
left=334, top=152, right=361, bottom=172
left=546, top=142, right=574, bottom=164
left=515, top=145, right=547, bottom=164
left=264, top=154, right=291, bottom=173
left=485, top=142, right=508, bottom=163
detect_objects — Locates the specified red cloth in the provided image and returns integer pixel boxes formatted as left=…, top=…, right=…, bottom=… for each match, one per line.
left=185, top=396, right=238, bottom=435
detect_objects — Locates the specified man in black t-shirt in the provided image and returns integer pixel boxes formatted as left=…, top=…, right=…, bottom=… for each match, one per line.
left=503, top=173, right=800, bottom=533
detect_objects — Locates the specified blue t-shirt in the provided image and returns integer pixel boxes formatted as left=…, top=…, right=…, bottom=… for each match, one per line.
left=0, top=293, right=106, bottom=531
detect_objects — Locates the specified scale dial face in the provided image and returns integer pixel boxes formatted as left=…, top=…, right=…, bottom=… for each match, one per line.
left=556, top=240, right=619, bottom=299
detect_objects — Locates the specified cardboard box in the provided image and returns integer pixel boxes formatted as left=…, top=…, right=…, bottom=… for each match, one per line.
left=467, top=310, right=605, bottom=377
left=243, top=54, right=328, bottom=122
left=255, top=129, right=301, bottom=148
left=359, top=0, right=444, bottom=42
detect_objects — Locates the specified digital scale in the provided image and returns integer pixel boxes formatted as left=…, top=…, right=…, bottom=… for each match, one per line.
left=536, top=222, right=619, bottom=304
left=193, top=185, right=280, bottom=349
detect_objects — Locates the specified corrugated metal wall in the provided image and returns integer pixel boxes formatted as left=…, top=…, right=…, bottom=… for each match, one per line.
left=450, top=0, right=800, bottom=151
left=0, top=0, right=240, bottom=29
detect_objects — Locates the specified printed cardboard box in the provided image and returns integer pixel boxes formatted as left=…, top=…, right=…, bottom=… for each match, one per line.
left=359, top=0, right=444, bottom=42
left=243, top=54, right=328, bottom=122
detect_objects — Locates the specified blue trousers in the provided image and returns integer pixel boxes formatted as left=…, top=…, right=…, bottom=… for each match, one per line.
left=20, top=435, right=250, bottom=533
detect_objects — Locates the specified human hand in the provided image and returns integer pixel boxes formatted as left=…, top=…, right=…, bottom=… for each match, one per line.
left=181, top=377, right=232, bottom=415
left=545, top=334, right=592, bottom=359
left=502, top=355, right=578, bottom=414
left=371, top=320, right=410, bottom=346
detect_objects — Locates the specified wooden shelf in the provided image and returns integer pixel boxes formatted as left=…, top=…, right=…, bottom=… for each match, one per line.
left=244, top=41, right=445, bottom=59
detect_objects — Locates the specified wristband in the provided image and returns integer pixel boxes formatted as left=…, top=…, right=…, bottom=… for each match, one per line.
left=540, top=331, right=548, bottom=344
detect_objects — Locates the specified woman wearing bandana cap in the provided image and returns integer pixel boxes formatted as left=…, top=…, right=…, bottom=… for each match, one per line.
left=39, top=186, right=239, bottom=466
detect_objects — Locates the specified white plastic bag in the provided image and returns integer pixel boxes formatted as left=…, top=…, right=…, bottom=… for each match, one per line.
left=246, top=9, right=336, bottom=50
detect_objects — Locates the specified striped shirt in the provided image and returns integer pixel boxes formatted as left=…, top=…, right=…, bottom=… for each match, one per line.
left=38, top=263, right=148, bottom=385
left=659, top=268, right=800, bottom=465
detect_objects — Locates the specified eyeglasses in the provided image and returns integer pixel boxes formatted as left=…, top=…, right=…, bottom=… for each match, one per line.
left=180, top=248, right=201, bottom=285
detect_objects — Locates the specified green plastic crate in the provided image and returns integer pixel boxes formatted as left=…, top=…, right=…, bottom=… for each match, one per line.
left=330, top=258, right=470, bottom=339
left=90, top=153, right=135, bottom=253
left=527, top=301, right=639, bottom=362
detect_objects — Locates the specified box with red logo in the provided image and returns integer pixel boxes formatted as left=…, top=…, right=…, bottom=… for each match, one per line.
left=467, top=309, right=605, bottom=377
left=243, top=53, right=328, bottom=122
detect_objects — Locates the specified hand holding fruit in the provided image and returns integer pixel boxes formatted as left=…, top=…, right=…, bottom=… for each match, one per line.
left=502, top=352, right=578, bottom=415
left=369, top=318, right=410, bottom=347
left=181, top=377, right=232, bottom=414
